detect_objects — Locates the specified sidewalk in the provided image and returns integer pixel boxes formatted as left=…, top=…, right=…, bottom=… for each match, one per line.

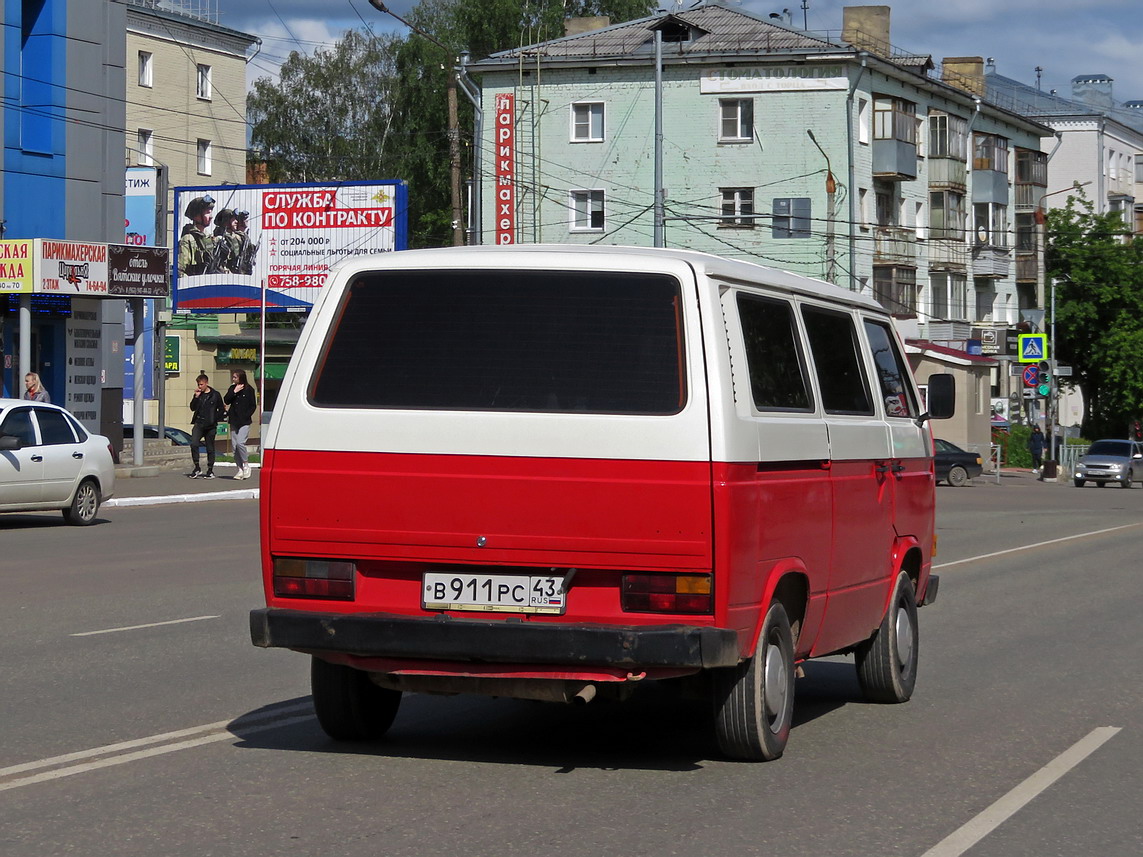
left=106, top=460, right=259, bottom=507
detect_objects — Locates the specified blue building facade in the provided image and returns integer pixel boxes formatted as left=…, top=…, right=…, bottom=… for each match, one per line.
left=1, top=0, right=126, bottom=429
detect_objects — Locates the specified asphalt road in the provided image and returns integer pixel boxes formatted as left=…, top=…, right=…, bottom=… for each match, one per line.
left=1, top=472, right=1140, bottom=857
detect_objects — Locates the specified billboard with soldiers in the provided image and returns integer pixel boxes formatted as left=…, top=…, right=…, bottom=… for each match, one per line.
left=172, top=180, right=408, bottom=313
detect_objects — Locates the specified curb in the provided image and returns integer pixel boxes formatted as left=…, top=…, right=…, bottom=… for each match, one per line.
left=105, top=488, right=259, bottom=508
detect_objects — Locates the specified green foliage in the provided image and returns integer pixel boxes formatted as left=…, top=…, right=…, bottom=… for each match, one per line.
left=248, top=0, right=656, bottom=247
left=1045, top=193, right=1143, bottom=438
left=248, top=30, right=400, bottom=183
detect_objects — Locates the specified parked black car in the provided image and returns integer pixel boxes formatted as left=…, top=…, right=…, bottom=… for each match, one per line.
left=122, top=424, right=205, bottom=452
left=934, top=438, right=983, bottom=487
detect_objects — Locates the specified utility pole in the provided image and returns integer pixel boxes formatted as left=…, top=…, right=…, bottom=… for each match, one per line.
left=368, top=0, right=464, bottom=246
left=807, top=130, right=836, bottom=284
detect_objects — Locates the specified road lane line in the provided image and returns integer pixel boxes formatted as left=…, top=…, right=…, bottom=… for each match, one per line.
left=70, top=615, right=222, bottom=637
left=0, top=702, right=314, bottom=790
left=919, top=726, right=1122, bottom=857
left=935, top=523, right=1143, bottom=569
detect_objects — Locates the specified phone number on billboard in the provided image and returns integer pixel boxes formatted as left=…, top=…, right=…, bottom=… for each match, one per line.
left=268, top=274, right=327, bottom=289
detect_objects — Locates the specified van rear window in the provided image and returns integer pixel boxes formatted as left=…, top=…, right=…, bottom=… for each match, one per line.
left=310, top=269, right=686, bottom=414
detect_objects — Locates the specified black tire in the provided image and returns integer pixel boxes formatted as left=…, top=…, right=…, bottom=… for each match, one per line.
left=62, top=479, right=101, bottom=526
left=1122, top=471, right=1134, bottom=488
left=947, top=465, right=969, bottom=487
left=713, top=601, right=795, bottom=761
left=1073, top=478, right=1085, bottom=488
left=310, top=656, right=402, bottom=741
left=855, top=572, right=919, bottom=704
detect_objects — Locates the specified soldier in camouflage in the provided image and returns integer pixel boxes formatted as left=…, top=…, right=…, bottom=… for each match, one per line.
left=177, top=195, right=217, bottom=275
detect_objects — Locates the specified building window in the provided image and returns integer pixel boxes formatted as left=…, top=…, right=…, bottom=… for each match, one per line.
left=1135, top=153, right=1143, bottom=184
left=929, top=190, right=966, bottom=240
left=873, top=266, right=918, bottom=316
left=929, top=112, right=967, bottom=160
left=873, top=96, right=917, bottom=143
left=929, top=272, right=967, bottom=320
left=1016, top=149, right=1047, bottom=186
left=1015, top=212, right=1036, bottom=251
left=137, top=129, right=153, bottom=165
left=874, top=181, right=898, bottom=227
left=973, top=203, right=1008, bottom=247
left=571, top=102, right=604, bottom=142
left=973, top=133, right=1009, bottom=174
left=858, top=188, right=869, bottom=229
left=197, top=139, right=212, bottom=175
left=138, top=51, right=153, bottom=88
left=858, top=98, right=870, bottom=144
left=772, top=197, right=811, bottom=238
left=720, top=188, right=754, bottom=227
left=196, top=64, right=212, bottom=100
left=570, top=189, right=604, bottom=231
left=719, top=99, right=754, bottom=142
left=975, top=281, right=995, bottom=323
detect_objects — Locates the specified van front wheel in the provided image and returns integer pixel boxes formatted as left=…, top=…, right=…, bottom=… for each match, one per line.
left=311, top=656, right=402, bottom=741
left=855, top=572, right=919, bottom=704
left=713, top=601, right=795, bottom=761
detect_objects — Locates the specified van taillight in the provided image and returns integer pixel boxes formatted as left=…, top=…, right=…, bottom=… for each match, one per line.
left=273, top=558, right=355, bottom=600
left=621, top=573, right=712, bottom=614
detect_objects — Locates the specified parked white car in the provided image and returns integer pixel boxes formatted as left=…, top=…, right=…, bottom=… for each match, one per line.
left=0, top=398, right=115, bottom=525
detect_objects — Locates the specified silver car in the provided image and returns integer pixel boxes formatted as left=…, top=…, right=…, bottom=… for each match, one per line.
left=1073, top=439, right=1143, bottom=489
left=0, top=398, right=116, bottom=525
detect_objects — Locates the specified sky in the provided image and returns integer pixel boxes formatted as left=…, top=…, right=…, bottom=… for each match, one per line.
left=211, top=0, right=1143, bottom=104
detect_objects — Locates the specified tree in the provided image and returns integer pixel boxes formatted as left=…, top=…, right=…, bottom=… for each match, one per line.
left=1046, top=193, right=1143, bottom=438
left=248, top=30, right=400, bottom=183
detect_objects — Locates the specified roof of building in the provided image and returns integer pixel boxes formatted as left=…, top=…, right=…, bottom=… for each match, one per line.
left=481, top=4, right=864, bottom=63
left=986, top=70, right=1143, bottom=136
left=906, top=339, right=998, bottom=367
left=117, top=0, right=259, bottom=45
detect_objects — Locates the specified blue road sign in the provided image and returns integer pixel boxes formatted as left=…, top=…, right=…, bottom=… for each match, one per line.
left=1018, top=333, right=1048, bottom=362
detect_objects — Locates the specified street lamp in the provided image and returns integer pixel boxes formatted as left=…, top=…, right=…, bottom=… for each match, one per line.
left=1035, top=180, right=1091, bottom=463
left=806, top=129, right=837, bottom=284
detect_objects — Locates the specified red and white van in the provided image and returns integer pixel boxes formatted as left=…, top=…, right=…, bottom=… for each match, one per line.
left=250, top=246, right=953, bottom=760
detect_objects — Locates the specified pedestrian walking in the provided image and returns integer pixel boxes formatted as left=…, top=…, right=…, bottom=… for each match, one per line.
left=23, top=372, right=50, bottom=403
left=187, top=372, right=225, bottom=479
left=1028, top=425, right=1046, bottom=472
left=224, top=369, right=257, bottom=480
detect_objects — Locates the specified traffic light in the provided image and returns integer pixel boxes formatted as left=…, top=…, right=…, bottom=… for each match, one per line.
left=1133, top=420, right=1142, bottom=442
left=1037, top=360, right=1051, bottom=396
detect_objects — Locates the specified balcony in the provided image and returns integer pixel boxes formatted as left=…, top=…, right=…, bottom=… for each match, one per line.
left=971, top=245, right=1011, bottom=278
left=873, top=226, right=917, bottom=265
left=928, top=239, right=968, bottom=271
left=873, top=139, right=917, bottom=180
left=1014, top=183, right=1045, bottom=209
left=928, top=157, right=966, bottom=189
left=1015, top=252, right=1038, bottom=282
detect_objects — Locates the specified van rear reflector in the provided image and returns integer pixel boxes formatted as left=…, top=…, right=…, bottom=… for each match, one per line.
left=273, top=558, right=355, bottom=600
left=621, top=573, right=712, bottom=614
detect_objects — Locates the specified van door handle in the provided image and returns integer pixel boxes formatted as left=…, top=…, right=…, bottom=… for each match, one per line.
left=875, top=463, right=890, bottom=474
left=891, top=463, right=906, bottom=479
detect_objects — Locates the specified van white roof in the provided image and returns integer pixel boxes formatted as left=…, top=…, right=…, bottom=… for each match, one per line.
left=329, top=245, right=883, bottom=313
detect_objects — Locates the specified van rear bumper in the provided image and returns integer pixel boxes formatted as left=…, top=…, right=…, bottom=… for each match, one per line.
left=250, top=608, right=741, bottom=669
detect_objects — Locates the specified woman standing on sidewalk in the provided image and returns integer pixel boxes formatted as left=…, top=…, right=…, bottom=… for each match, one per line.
left=224, top=370, right=257, bottom=480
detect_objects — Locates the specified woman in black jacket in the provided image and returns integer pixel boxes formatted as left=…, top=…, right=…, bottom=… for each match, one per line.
left=224, top=370, right=258, bottom=480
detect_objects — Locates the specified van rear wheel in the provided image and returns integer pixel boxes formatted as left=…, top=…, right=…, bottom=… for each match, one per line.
left=713, top=601, right=795, bottom=761
left=311, top=656, right=401, bottom=741
left=855, top=572, right=918, bottom=704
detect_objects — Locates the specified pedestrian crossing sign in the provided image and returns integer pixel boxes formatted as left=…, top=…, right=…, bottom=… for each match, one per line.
left=1017, top=333, right=1048, bottom=363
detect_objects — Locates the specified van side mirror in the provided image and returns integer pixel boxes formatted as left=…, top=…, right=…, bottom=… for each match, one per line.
left=920, top=373, right=955, bottom=423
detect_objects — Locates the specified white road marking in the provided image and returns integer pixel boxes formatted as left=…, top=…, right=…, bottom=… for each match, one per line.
left=0, top=702, right=314, bottom=792
left=70, top=615, right=221, bottom=637
left=919, top=726, right=1122, bottom=857
left=935, top=523, right=1142, bottom=569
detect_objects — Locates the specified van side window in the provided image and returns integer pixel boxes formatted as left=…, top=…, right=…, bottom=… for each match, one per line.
left=310, top=270, right=686, bottom=414
left=736, top=293, right=812, bottom=411
left=863, top=319, right=916, bottom=418
left=801, top=306, right=874, bottom=415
